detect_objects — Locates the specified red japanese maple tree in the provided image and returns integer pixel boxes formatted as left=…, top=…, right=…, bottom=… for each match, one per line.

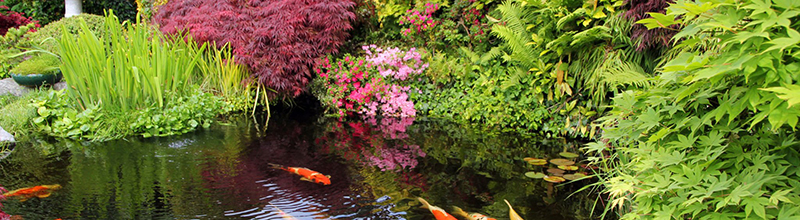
left=0, top=0, right=38, bottom=36
left=155, top=0, right=356, bottom=97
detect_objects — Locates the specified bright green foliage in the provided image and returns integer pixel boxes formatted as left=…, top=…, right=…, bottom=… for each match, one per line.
left=449, top=0, right=653, bottom=137
left=9, top=54, right=60, bottom=75
left=590, top=0, right=800, bottom=219
left=31, top=90, right=109, bottom=140
left=195, top=42, right=255, bottom=112
left=31, top=88, right=231, bottom=141
left=0, top=23, right=36, bottom=79
left=57, top=11, right=205, bottom=112
left=129, top=88, right=231, bottom=138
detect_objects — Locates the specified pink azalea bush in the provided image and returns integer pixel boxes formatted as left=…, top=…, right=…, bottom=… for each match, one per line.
left=316, top=45, right=428, bottom=118
left=398, top=3, right=440, bottom=37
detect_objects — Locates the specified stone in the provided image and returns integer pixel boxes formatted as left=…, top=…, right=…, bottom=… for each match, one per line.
left=54, top=81, right=68, bottom=91
left=0, top=125, right=14, bottom=143
left=0, top=78, right=32, bottom=96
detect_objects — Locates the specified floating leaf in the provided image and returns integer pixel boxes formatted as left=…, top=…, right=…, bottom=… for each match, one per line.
left=563, top=173, right=586, bottom=180
left=559, top=152, right=579, bottom=158
left=525, top=172, right=545, bottom=179
left=544, top=176, right=566, bottom=183
left=550, top=158, right=575, bottom=166
left=526, top=158, right=548, bottom=165
left=547, top=168, right=566, bottom=175
left=558, top=165, right=579, bottom=171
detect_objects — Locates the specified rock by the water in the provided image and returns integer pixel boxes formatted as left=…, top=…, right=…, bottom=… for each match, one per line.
left=0, top=125, right=14, bottom=143
left=0, top=78, right=31, bottom=96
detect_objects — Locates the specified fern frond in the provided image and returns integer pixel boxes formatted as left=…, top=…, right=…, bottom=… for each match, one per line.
left=556, top=8, right=586, bottom=30
left=570, top=26, right=612, bottom=47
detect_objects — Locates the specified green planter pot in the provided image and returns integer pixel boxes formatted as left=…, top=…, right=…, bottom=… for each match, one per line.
left=10, top=70, right=62, bottom=87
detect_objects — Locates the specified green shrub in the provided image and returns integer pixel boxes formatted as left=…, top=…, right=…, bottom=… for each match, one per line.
left=0, top=23, right=36, bottom=78
left=589, top=0, right=800, bottom=219
left=19, top=13, right=105, bottom=53
left=9, top=54, right=59, bottom=75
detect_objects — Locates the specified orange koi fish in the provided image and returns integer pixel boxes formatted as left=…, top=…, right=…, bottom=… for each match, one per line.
left=452, top=206, right=497, bottom=220
left=269, top=163, right=331, bottom=185
left=417, top=197, right=458, bottom=220
left=2, top=184, right=61, bottom=202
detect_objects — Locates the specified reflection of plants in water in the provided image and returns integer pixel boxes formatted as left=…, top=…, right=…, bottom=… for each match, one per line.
left=1, top=185, right=7, bottom=219
left=319, top=117, right=425, bottom=172
left=365, top=144, right=426, bottom=172
left=363, top=116, right=415, bottom=140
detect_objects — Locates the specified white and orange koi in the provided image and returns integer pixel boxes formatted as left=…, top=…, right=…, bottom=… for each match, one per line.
left=269, top=163, right=331, bottom=185
left=452, top=206, right=497, bottom=220
left=418, top=197, right=458, bottom=220
left=268, top=202, right=298, bottom=220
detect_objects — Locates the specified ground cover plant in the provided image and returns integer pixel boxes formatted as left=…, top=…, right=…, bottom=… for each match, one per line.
left=154, top=0, right=357, bottom=98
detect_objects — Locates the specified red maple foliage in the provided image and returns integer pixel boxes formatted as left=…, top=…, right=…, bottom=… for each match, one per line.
left=622, top=0, right=676, bottom=51
left=155, top=0, right=356, bottom=97
left=0, top=0, right=39, bottom=36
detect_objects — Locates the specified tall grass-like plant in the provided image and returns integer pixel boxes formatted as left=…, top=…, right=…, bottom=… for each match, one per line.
left=57, top=10, right=205, bottom=112
left=196, top=43, right=251, bottom=100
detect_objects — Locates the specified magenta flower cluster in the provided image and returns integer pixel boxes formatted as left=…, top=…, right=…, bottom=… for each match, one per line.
left=398, top=3, right=440, bottom=37
left=317, top=45, right=427, bottom=118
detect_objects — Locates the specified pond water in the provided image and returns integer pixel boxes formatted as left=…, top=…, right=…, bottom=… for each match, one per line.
left=0, top=111, right=602, bottom=220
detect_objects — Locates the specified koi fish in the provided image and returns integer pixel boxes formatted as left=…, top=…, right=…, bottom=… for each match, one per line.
left=417, top=197, right=458, bottom=220
left=452, top=206, right=497, bottom=220
left=268, top=202, right=298, bottom=220
left=269, top=163, right=331, bottom=185
left=2, top=184, right=61, bottom=202
left=504, top=199, right=524, bottom=220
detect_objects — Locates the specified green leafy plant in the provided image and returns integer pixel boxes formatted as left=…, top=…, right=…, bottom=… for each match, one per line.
left=57, top=10, right=205, bottom=112
left=588, top=0, right=800, bottom=219
left=195, top=42, right=255, bottom=112
left=0, top=22, right=35, bottom=78
left=9, top=54, right=59, bottom=75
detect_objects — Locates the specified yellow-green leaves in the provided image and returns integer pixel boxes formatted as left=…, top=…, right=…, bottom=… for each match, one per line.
left=635, top=13, right=678, bottom=30
left=762, top=85, right=800, bottom=107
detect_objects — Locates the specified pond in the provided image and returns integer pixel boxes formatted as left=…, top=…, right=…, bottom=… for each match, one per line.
left=0, top=111, right=603, bottom=220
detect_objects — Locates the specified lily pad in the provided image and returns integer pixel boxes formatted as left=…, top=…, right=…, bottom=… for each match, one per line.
left=526, top=158, right=547, bottom=165
left=558, top=165, right=579, bottom=171
left=525, top=172, right=546, bottom=179
left=550, top=158, right=575, bottom=166
left=546, top=168, right=565, bottom=175
left=559, top=152, right=580, bottom=158
left=563, top=173, right=587, bottom=181
left=543, top=176, right=566, bottom=183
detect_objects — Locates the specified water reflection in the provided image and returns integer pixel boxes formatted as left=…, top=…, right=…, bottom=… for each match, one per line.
left=0, top=114, right=602, bottom=220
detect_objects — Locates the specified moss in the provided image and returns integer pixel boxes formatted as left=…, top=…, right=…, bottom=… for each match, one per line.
left=10, top=55, right=60, bottom=75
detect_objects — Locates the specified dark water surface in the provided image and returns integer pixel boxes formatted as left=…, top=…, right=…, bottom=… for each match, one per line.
left=0, top=112, right=601, bottom=220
